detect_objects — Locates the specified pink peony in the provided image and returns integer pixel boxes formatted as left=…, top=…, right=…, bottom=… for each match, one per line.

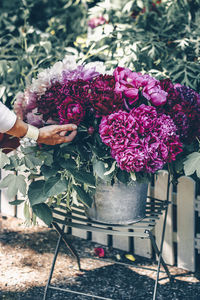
left=114, top=67, right=167, bottom=108
left=99, top=104, right=182, bottom=174
left=14, top=92, right=26, bottom=120
left=142, top=79, right=167, bottom=106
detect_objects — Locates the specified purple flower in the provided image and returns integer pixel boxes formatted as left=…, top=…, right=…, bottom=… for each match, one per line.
left=26, top=110, right=44, bottom=127
left=25, top=90, right=38, bottom=112
left=62, top=65, right=99, bottom=82
left=158, top=83, right=200, bottom=143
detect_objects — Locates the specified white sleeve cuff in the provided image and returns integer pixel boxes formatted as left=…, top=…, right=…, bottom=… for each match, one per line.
left=0, top=102, right=17, bottom=133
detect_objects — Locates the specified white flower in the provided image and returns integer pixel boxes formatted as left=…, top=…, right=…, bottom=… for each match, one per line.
left=84, top=61, right=106, bottom=75
left=30, top=55, right=78, bottom=96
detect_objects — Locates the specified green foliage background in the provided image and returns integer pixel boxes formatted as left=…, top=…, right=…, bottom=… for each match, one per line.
left=0, top=0, right=95, bottom=108
left=86, top=0, right=200, bottom=91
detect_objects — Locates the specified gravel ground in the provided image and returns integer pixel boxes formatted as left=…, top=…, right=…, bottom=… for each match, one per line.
left=0, top=215, right=200, bottom=300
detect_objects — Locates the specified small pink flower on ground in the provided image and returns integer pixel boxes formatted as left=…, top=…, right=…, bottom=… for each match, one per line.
left=94, top=247, right=105, bottom=258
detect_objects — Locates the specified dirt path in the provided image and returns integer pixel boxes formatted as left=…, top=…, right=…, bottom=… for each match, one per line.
left=0, top=215, right=200, bottom=300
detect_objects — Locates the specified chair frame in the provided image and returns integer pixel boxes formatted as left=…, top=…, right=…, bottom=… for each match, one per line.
left=43, top=174, right=173, bottom=300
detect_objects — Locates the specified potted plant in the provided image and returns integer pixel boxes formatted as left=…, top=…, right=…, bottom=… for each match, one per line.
left=0, top=56, right=199, bottom=226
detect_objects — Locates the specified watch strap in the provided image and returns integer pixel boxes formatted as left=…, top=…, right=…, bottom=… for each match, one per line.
left=23, top=124, right=39, bottom=141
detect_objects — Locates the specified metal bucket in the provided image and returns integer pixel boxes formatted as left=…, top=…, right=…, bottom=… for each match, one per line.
left=85, top=180, right=148, bottom=225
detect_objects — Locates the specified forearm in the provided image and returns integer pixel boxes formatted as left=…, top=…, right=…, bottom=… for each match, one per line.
left=6, top=118, right=28, bottom=138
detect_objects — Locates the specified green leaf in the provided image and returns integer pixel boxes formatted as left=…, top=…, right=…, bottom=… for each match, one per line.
left=183, top=152, right=200, bottom=178
left=9, top=199, right=25, bottom=205
left=28, top=180, right=47, bottom=206
left=23, top=154, right=43, bottom=169
left=59, top=158, right=77, bottom=169
left=69, top=168, right=96, bottom=187
left=6, top=155, right=20, bottom=169
left=32, top=203, right=53, bottom=226
left=44, top=176, right=68, bottom=197
left=40, top=41, right=52, bottom=54
left=93, top=159, right=111, bottom=181
left=0, top=174, right=26, bottom=198
left=0, top=151, right=10, bottom=168
left=41, top=165, right=59, bottom=179
left=38, top=151, right=53, bottom=166
left=72, top=185, right=93, bottom=208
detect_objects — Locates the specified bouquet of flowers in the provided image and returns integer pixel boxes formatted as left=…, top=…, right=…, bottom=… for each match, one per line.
left=1, top=55, right=200, bottom=225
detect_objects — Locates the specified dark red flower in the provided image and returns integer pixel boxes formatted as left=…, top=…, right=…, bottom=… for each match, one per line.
left=159, top=83, right=200, bottom=143
left=159, top=78, right=179, bottom=106
left=57, top=96, right=85, bottom=125
left=37, top=82, right=63, bottom=121
left=61, top=79, right=91, bottom=107
left=88, top=75, right=124, bottom=116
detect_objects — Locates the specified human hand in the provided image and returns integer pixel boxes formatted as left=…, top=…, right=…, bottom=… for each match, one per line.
left=37, top=124, right=77, bottom=145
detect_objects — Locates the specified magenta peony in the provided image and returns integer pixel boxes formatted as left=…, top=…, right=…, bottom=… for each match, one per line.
left=99, top=104, right=182, bottom=173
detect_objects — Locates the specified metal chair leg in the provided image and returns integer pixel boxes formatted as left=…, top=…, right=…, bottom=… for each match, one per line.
left=148, top=231, right=171, bottom=280
left=150, top=172, right=172, bottom=300
left=43, top=233, right=62, bottom=300
left=52, top=222, right=81, bottom=271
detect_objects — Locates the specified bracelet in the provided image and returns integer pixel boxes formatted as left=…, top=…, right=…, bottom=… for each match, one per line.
left=23, top=124, right=39, bottom=141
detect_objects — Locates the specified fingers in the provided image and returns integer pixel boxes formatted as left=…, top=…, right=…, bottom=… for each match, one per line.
left=37, top=124, right=78, bottom=145
left=54, top=124, right=77, bottom=133
left=55, top=130, right=77, bottom=144
left=59, top=130, right=68, bottom=137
